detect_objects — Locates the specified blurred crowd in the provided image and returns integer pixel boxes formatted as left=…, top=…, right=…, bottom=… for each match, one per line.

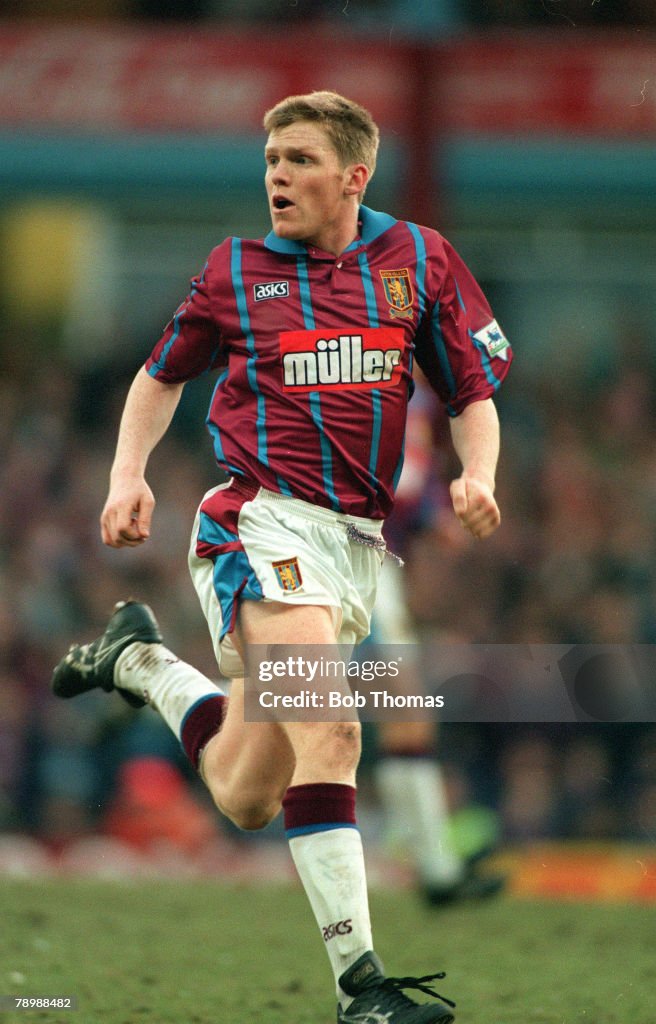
left=1, top=0, right=655, bottom=30
left=1, top=0, right=655, bottom=849
left=2, top=300, right=656, bottom=853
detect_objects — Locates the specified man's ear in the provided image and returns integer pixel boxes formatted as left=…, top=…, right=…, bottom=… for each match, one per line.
left=344, top=163, right=369, bottom=197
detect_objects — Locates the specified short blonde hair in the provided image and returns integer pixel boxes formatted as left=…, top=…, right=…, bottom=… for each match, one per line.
left=263, top=90, right=379, bottom=185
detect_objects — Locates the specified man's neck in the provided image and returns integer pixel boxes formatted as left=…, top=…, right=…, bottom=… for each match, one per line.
left=306, top=207, right=361, bottom=257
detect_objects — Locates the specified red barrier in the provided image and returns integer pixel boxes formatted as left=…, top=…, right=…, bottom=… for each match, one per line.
left=0, top=23, right=653, bottom=137
left=0, top=23, right=411, bottom=133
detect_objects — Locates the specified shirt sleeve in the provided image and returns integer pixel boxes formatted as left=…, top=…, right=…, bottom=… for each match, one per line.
left=414, top=235, right=512, bottom=417
left=145, top=256, right=226, bottom=384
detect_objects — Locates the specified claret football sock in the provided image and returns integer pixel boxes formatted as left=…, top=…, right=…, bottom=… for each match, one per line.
left=114, top=643, right=226, bottom=769
left=283, top=782, right=373, bottom=1006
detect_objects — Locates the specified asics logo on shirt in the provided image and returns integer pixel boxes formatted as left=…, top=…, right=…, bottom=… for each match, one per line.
left=280, top=328, right=404, bottom=392
left=253, top=280, right=290, bottom=301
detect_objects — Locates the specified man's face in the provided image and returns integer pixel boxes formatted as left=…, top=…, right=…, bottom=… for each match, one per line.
left=265, top=121, right=360, bottom=253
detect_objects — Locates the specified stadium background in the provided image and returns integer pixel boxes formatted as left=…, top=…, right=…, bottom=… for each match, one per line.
left=1, top=1, right=656, bottom=896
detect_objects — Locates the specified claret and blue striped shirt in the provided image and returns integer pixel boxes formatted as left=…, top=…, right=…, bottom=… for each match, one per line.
left=146, top=206, right=512, bottom=519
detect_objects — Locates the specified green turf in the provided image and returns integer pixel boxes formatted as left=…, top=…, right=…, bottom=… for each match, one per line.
left=1, top=878, right=654, bottom=1023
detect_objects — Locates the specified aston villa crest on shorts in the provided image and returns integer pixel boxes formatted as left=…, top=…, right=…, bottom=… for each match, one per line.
left=380, top=268, right=414, bottom=320
left=272, top=556, right=303, bottom=592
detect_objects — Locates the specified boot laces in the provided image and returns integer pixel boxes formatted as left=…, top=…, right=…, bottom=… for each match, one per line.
left=381, top=971, right=456, bottom=1011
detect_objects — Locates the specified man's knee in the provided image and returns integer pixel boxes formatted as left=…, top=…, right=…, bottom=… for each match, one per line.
left=293, top=720, right=362, bottom=774
left=213, top=786, right=283, bottom=832
left=208, top=774, right=282, bottom=831
left=331, top=721, right=361, bottom=764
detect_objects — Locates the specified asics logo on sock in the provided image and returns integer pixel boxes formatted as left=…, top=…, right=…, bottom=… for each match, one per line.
left=322, top=918, right=353, bottom=942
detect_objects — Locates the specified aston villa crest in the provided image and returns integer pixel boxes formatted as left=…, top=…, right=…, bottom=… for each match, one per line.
left=380, top=268, right=414, bottom=320
left=272, top=556, right=303, bottom=592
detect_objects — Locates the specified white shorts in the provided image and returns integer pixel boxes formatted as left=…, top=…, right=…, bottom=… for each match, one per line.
left=188, top=477, right=385, bottom=679
left=369, top=556, right=418, bottom=646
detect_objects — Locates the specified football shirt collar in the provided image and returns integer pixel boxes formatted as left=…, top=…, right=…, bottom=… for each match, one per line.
left=263, top=205, right=398, bottom=257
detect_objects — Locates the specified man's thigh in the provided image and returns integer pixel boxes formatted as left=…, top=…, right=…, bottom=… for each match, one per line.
left=238, top=599, right=338, bottom=646
left=237, top=601, right=360, bottom=787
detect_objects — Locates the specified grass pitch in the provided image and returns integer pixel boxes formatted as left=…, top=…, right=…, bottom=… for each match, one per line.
left=1, top=878, right=654, bottom=1023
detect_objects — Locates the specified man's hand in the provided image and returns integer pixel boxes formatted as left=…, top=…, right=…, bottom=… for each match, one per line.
left=100, top=475, right=155, bottom=548
left=449, top=473, right=500, bottom=540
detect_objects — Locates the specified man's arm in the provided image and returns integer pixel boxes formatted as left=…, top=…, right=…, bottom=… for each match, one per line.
left=448, top=397, right=501, bottom=540
left=100, top=367, right=185, bottom=548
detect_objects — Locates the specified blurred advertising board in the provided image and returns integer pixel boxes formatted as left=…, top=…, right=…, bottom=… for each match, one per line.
left=0, top=23, right=409, bottom=133
left=0, top=23, right=653, bottom=137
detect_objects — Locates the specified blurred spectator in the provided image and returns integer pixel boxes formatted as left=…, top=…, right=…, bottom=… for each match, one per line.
left=554, top=735, right=619, bottom=839
left=3, top=321, right=656, bottom=848
left=102, top=756, right=219, bottom=853
left=132, top=0, right=210, bottom=18
left=1, top=0, right=655, bottom=27
left=498, top=733, right=561, bottom=840
left=463, top=0, right=656, bottom=26
left=0, top=1, right=131, bottom=16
